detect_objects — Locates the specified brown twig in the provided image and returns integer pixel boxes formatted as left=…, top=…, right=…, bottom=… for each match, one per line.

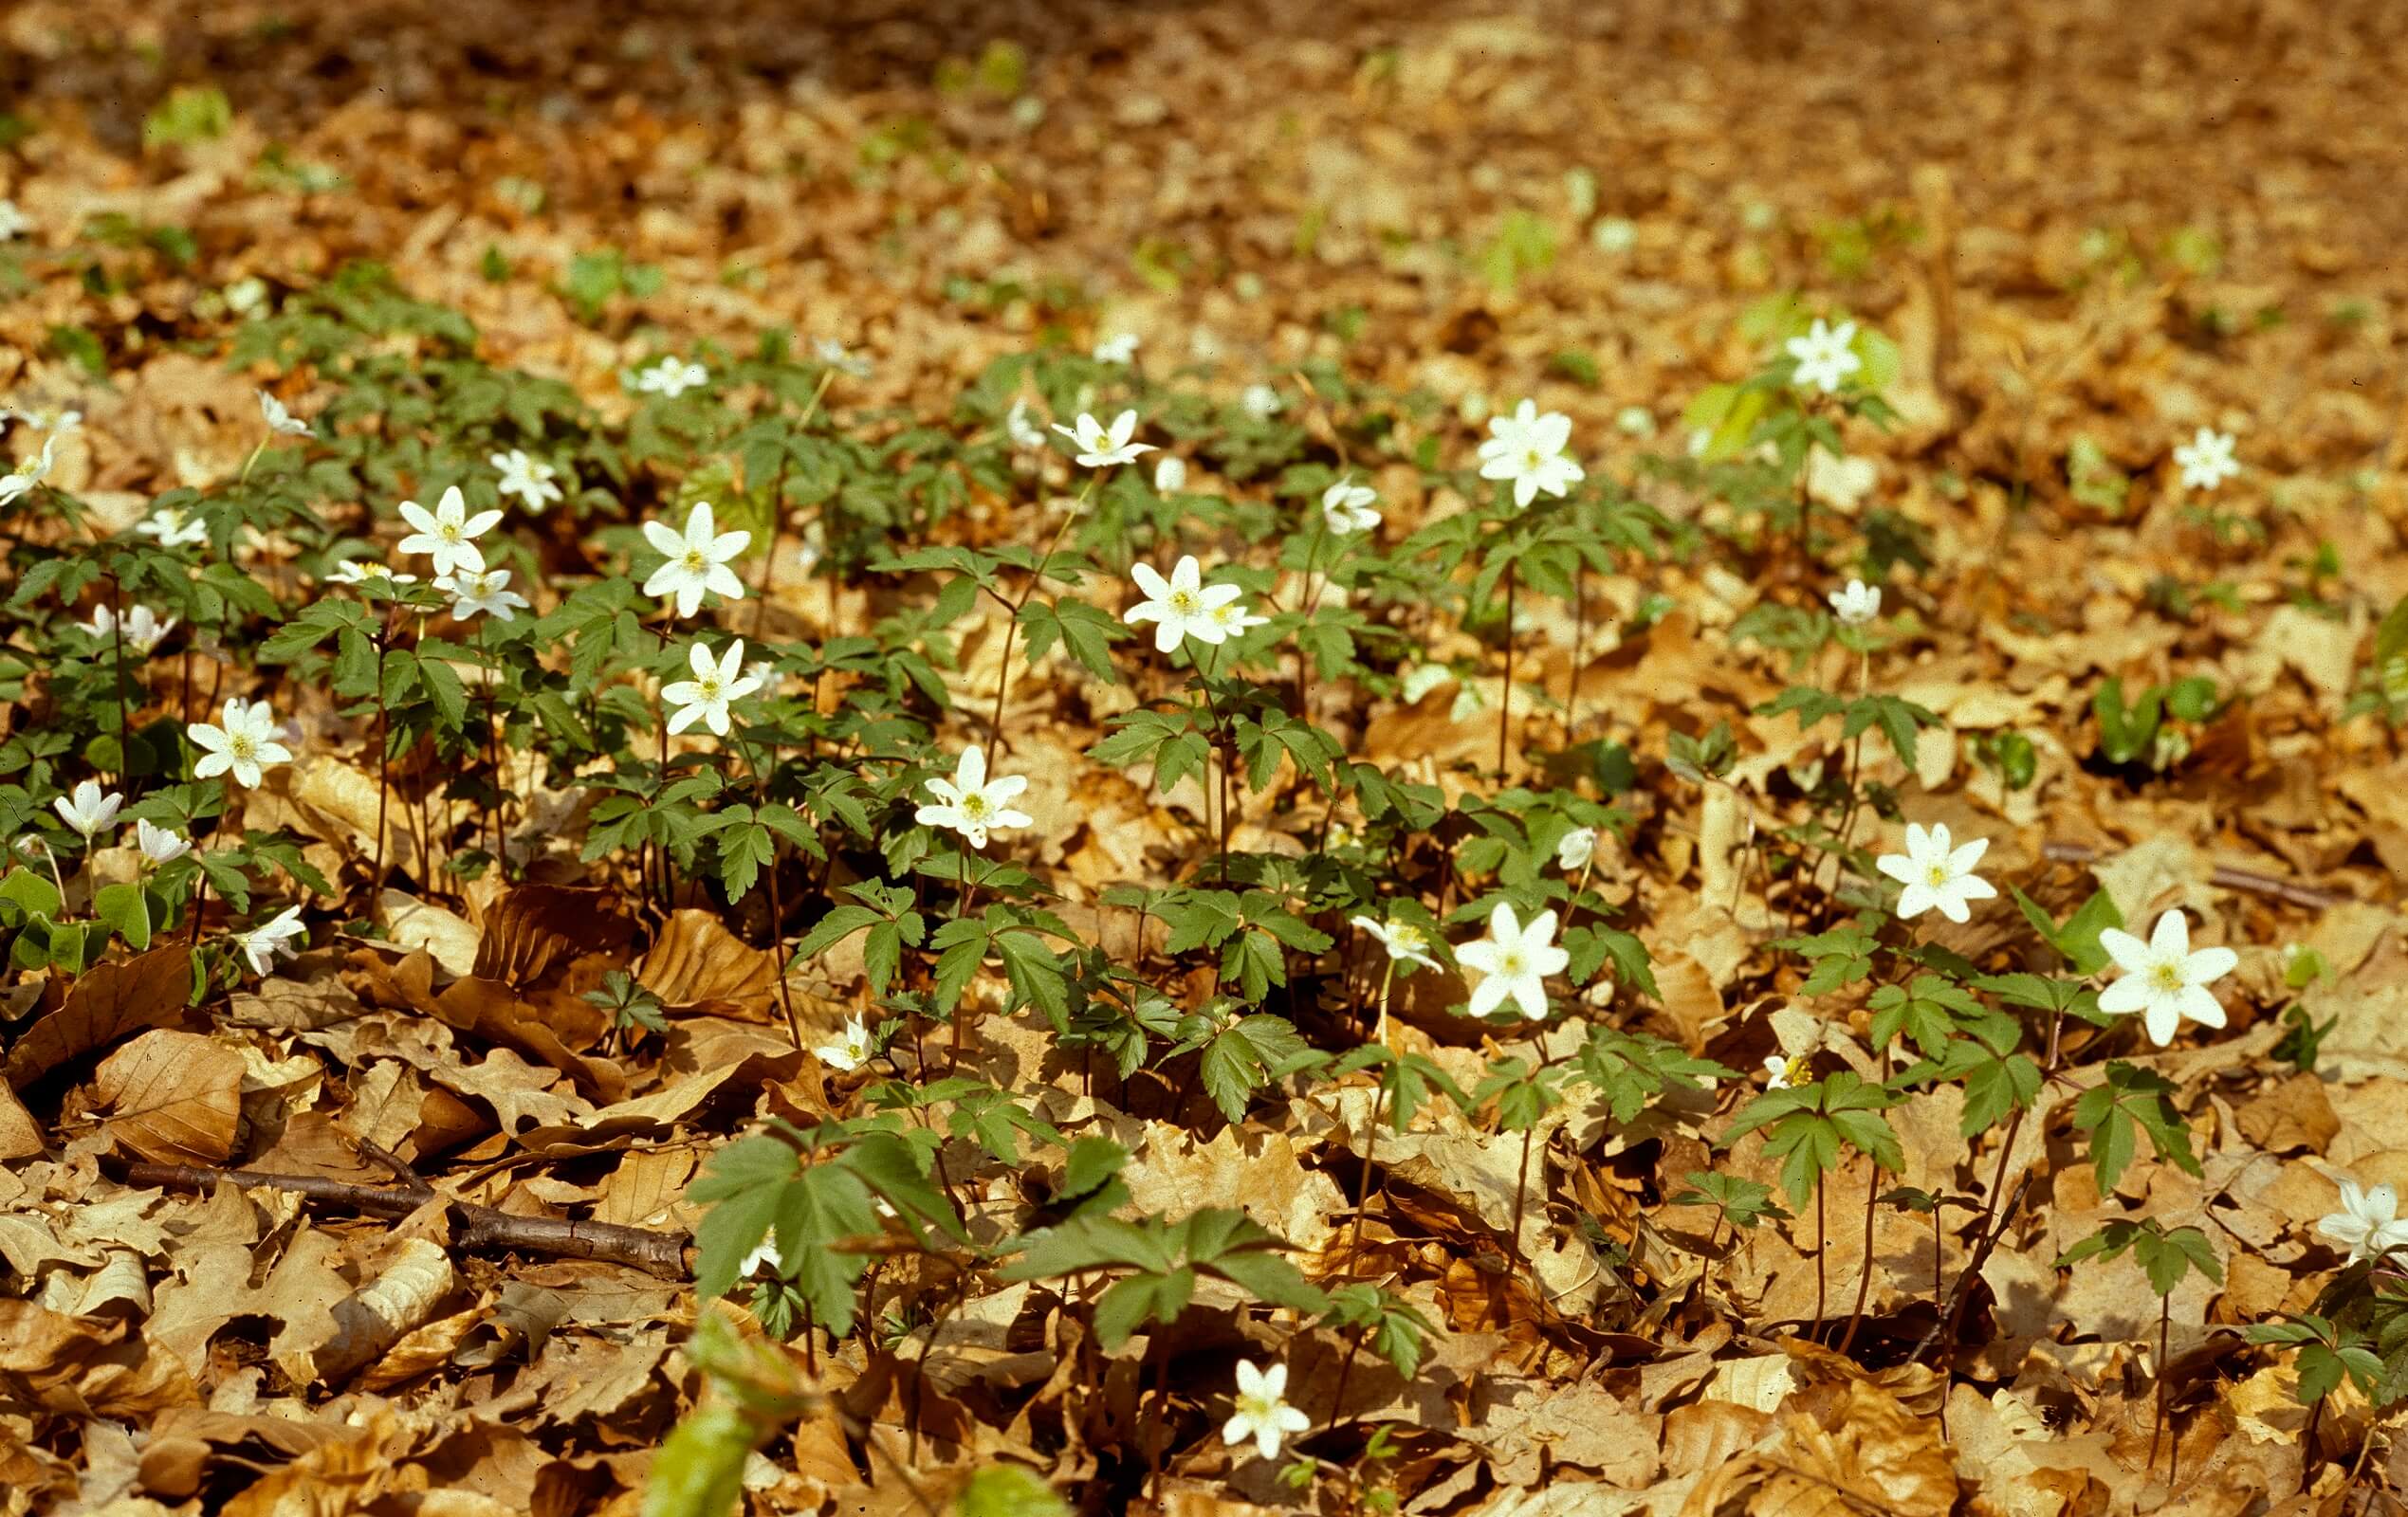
left=111, top=1159, right=694, bottom=1276
left=2040, top=840, right=2344, bottom=912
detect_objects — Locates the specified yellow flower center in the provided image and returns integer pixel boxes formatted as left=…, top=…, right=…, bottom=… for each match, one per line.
left=1169, top=591, right=1197, bottom=613
left=438, top=522, right=461, bottom=541
left=962, top=795, right=989, bottom=820
left=682, top=548, right=707, bottom=572
left=228, top=734, right=256, bottom=760
left=2151, top=962, right=2183, bottom=991
left=1498, top=950, right=1525, bottom=977
left=697, top=676, right=722, bottom=700
left=1925, top=863, right=1949, bottom=886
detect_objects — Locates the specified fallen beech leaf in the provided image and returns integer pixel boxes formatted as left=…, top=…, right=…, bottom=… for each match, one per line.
left=90, top=1029, right=243, bottom=1164
left=474, top=883, right=638, bottom=986
left=5, top=945, right=193, bottom=1090
left=634, top=908, right=782, bottom=1017
left=0, top=1299, right=199, bottom=1419
left=311, top=1236, right=459, bottom=1386
left=378, top=889, right=482, bottom=978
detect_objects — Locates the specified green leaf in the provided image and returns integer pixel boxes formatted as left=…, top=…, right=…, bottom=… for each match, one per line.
left=956, top=1466, right=1074, bottom=1517
left=1200, top=1014, right=1309, bottom=1124
left=94, top=882, right=153, bottom=950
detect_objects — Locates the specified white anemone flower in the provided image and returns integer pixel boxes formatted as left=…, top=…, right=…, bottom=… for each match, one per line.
left=395, top=484, right=503, bottom=578
left=490, top=449, right=563, bottom=511
left=1785, top=318, right=1864, bottom=393
left=1762, top=1052, right=1808, bottom=1090
left=0, top=201, right=29, bottom=242
left=437, top=567, right=530, bottom=622
left=81, top=603, right=178, bottom=655
left=1457, top=902, right=1570, bottom=1022
left=189, top=697, right=295, bottom=790
left=1829, top=579, right=1882, bottom=626
left=2096, top=909, right=2238, bottom=1048
left=914, top=745, right=1033, bottom=850
left=641, top=502, right=750, bottom=618
left=134, top=506, right=210, bottom=548
left=257, top=390, right=312, bottom=437
left=1320, top=475, right=1382, bottom=536
left=2172, top=428, right=2240, bottom=493
left=1004, top=398, right=1048, bottom=451
left=662, top=637, right=764, bottom=738
left=1222, top=1360, right=1311, bottom=1463
left=2318, top=1177, right=2408, bottom=1265
left=52, top=779, right=124, bottom=841
left=818, top=1014, right=875, bottom=1072
left=1476, top=400, right=1583, bottom=509
left=1153, top=455, right=1188, bottom=494
left=1874, top=821, right=1996, bottom=923
left=1052, top=410, right=1155, bottom=469
left=1240, top=383, right=1283, bottom=420
left=633, top=356, right=708, bottom=397
left=1350, top=916, right=1441, bottom=974
left=1554, top=826, right=1596, bottom=874
left=132, top=818, right=192, bottom=867
left=0, top=429, right=62, bottom=509
left=1092, top=332, right=1140, bottom=365
left=328, top=560, right=418, bottom=589
left=813, top=338, right=873, bottom=377
left=230, top=905, right=307, bottom=977
left=1124, top=555, right=1243, bottom=653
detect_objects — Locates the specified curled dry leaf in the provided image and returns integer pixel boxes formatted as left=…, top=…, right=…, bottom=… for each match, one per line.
left=472, top=883, right=638, bottom=986
left=310, top=1235, right=459, bottom=1387
left=4, top=945, right=193, bottom=1091
left=91, top=1029, right=245, bottom=1165
left=0, top=1299, right=199, bottom=1420
left=634, top=908, right=783, bottom=1017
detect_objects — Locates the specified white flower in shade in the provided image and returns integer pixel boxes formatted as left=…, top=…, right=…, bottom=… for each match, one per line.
left=2318, top=1177, right=2408, bottom=1265
left=1320, top=474, right=1382, bottom=536
left=437, top=567, right=530, bottom=622
left=1762, top=1052, right=1808, bottom=1089
left=1205, top=595, right=1269, bottom=641
left=915, top=744, right=1033, bottom=850
left=813, top=338, right=873, bottom=377
left=641, top=502, right=750, bottom=618
left=1477, top=400, right=1584, bottom=509
left=1874, top=821, right=1996, bottom=924
left=1092, top=332, right=1140, bottom=365
left=1052, top=410, right=1155, bottom=469
left=817, top=1014, right=875, bottom=1073
left=0, top=200, right=28, bottom=241
left=2172, top=428, right=2240, bottom=493
left=1124, top=555, right=1243, bottom=653
left=1154, top=455, right=1188, bottom=494
left=633, top=356, right=708, bottom=397
left=1785, top=318, right=1864, bottom=393
left=134, top=506, right=210, bottom=548
left=1240, top=383, right=1283, bottom=420
left=1004, top=398, right=1048, bottom=451
left=1457, top=902, right=1570, bottom=1022
left=395, top=484, right=503, bottom=578
left=230, top=905, right=306, bottom=977
left=1829, top=578, right=1882, bottom=626
left=738, top=1235, right=785, bottom=1276
left=2097, top=909, right=2239, bottom=1048
left=1350, top=915, right=1441, bottom=974
left=256, top=390, right=311, bottom=437
left=80, top=603, right=178, bottom=655
left=0, top=430, right=62, bottom=509
left=1615, top=405, right=1657, bottom=437
left=52, top=780, right=124, bottom=841
left=490, top=449, right=563, bottom=511
left=1555, top=826, right=1597, bottom=874
left=132, top=818, right=191, bottom=867
left=189, top=697, right=295, bottom=790
left=662, top=637, right=764, bottom=738
left=1222, top=1360, right=1311, bottom=1462
left=327, top=560, right=418, bottom=589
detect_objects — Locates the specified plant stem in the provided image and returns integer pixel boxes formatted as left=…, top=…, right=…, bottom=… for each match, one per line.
left=986, top=475, right=1096, bottom=756
left=107, top=572, right=130, bottom=794
left=1839, top=1044, right=1888, bottom=1355
left=371, top=628, right=393, bottom=889
left=2153, top=1292, right=2171, bottom=1482
left=1498, top=558, right=1517, bottom=777
left=1814, top=1172, right=1828, bottom=1336
left=950, top=847, right=979, bottom=1071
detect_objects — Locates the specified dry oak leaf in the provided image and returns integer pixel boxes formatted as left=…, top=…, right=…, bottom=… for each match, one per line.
left=635, top=908, right=785, bottom=1017
left=0, top=1299, right=199, bottom=1421
left=90, top=1029, right=244, bottom=1164
left=1681, top=1378, right=1956, bottom=1517
left=4, top=944, right=193, bottom=1090
left=472, top=882, right=637, bottom=986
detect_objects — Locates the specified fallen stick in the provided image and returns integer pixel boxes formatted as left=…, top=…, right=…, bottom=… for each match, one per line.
left=2041, top=841, right=2344, bottom=912
left=110, top=1159, right=696, bottom=1278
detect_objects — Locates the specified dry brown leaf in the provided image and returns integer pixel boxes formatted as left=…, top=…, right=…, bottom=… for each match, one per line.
left=0, top=1299, right=199, bottom=1420
left=634, top=908, right=784, bottom=1017
left=4, top=945, right=192, bottom=1090
left=472, top=883, right=638, bottom=986
left=89, top=1030, right=243, bottom=1164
